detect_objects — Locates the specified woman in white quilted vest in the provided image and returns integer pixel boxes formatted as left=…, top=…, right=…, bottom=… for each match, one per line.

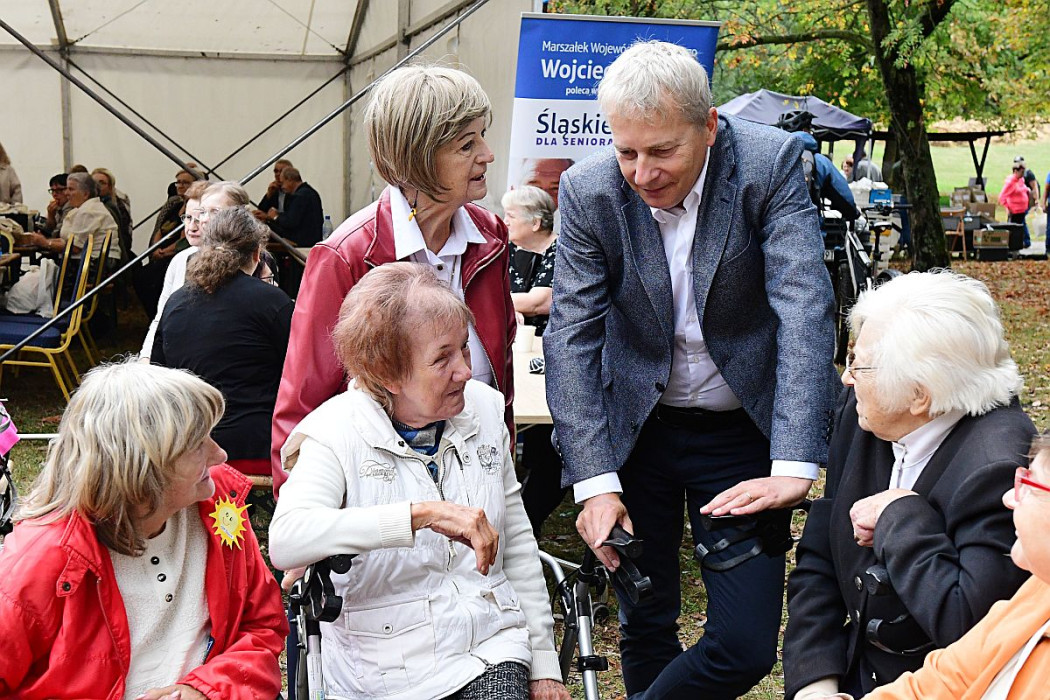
left=269, top=262, right=568, bottom=700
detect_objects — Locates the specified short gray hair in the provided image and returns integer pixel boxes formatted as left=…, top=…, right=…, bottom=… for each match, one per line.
left=67, top=171, right=97, bottom=198
left=17, top=360, right=224, bottom=556
left=849, top=270, right=1022, bottom=416
left=501, top=186, right=555, bottom=233
left=364, top=64, right=491, bottom=201
left=597, top=40, right=712, bottom=126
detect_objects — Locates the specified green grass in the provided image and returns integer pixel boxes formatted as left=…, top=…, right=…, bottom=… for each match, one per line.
left=864, top=137, right=1050, bottom=201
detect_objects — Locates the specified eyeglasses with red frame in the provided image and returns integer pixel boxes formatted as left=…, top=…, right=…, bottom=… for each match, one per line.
left=1014, top=467, right=1050, bottom=502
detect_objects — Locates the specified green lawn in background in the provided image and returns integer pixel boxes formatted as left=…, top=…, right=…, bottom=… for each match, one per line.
left=860, top=138, right=1050, bottom=200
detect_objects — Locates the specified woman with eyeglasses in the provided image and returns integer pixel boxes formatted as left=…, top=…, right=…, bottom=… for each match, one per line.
left=863, top=438, right=1050, bottom=699
left=139, top=181, right=249, bottom=362
left=152, top=206, right=292, bottom=477
left=783, top=271, right=1036, bottom=700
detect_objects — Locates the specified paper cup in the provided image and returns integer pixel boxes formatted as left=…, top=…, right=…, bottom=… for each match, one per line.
left=514, top=324, right=536, bottom=353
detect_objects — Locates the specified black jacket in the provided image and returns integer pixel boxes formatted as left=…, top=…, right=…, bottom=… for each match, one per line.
left=270, top=182, right=323, bottom=247
left=783, top=389, right=1034, bottom=698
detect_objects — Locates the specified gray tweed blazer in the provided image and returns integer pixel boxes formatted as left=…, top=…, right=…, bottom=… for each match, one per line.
left=544, top=114, right=840, bottom=485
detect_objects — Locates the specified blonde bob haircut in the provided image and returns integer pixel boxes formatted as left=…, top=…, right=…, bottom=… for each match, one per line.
left=332, top=262, right=475, bottom=413
left=848, top=270, right=1023, bottom=417
left=17, top=360, right=225, bottom=556
left=364, top=65, right=491, bottom=202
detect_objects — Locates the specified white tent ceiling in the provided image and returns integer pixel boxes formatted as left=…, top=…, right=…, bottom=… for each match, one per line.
left=1, top=0, right=534, bottom=251
left=1, top=0, right=361, bottom=57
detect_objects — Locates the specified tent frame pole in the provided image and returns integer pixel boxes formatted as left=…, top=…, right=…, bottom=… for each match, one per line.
left=0, top=0, right=492, bottom=364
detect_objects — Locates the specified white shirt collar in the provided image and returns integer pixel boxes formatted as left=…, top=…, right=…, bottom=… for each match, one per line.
left=650, top=158, right=710, bottom=225
left=890, top=408, right=966, bottom=480
left=389, top=185, right=485, bottom=260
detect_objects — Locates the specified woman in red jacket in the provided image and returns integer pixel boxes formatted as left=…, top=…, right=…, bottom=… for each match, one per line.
left=0, top=361, right=287, bottom=699
left=998, top=164, right=1034, bottom=230
left=270, top=64, right=516, bottom=495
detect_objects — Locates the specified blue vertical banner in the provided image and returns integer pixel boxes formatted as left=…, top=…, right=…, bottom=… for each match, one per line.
left=506, top=13, right=721, bottom=200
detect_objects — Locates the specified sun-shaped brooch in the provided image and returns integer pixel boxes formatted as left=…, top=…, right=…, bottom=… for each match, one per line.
left=209, top=496, right=250, bottom=549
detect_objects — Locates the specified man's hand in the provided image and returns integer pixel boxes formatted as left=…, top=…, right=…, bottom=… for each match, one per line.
left=21, top=232, right=50, bottom=247
left=576, top=493, right=633, bottom=571
left=136, top=684, right=206, bottom=700
left=701, top=476, right=812, bottom=516
left=849, top=489, right=914, bottom=547
left=411, top=501, right=498, bottom=574
left=267, top=207, right=279, bottom=221
left=529, top=679, right=571, bottom=699
left=266, top=180, right=279, bottom=197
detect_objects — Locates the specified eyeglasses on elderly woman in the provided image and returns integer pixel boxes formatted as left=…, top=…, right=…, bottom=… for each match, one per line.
left=844, top=351, right=877, bottom=381
left=1014, top=466, right=1050, bottom=502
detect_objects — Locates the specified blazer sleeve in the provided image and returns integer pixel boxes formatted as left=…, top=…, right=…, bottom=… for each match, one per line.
left=758, top=136, right=838, bottom=464
left=270, top=245, right=358, bottom=494
left=542, top=173, right=618, bottom=483
left=783, top=496, right=850, bottom=698
left=872, top=459, right=1030, bottom=646
left=270, top=193, right=306, bottom=242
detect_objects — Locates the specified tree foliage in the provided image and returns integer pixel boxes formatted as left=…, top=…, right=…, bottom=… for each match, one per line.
left=550, top=0, right=1049, bottom=130
left=548, top=0, right=1050, bottom=269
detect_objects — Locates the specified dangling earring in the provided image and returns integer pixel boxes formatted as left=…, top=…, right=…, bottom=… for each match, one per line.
left=408, top=190, right=419, bottom=222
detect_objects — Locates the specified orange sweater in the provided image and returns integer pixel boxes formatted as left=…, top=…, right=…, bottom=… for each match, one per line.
left=866, top=575, right=1050, bottom=700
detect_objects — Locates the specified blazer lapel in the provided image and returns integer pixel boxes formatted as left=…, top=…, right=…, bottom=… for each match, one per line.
left=620, top=180, right=674, bottom=343
left=910, top=417, right=968, bottom=496
left=691, top=119, right=739, bottom=321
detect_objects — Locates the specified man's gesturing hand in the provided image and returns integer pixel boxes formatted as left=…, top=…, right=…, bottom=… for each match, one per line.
left=701, top=476, right=812, bottom=517
left=576, top=493, right=633, bottom=571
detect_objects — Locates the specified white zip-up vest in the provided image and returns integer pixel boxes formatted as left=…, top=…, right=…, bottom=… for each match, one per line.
left=282, top=381, right=531, bottom=699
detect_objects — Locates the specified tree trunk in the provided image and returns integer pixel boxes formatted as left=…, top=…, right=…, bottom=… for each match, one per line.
left=881, top=133, right=899, bottom=190
left=866, top=0, right=949, bottom=270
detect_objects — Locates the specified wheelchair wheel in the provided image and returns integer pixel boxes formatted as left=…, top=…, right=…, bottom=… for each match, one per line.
left=294, top=644, right=308, bottom=700
left=833, top=260, right=855, bottom=365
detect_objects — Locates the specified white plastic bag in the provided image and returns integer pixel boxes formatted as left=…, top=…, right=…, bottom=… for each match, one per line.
left=4, top=258, right=57, bottom=317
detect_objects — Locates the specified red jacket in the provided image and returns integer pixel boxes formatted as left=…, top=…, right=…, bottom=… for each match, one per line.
left=998, top=174, right=1032, bottom=215
left=0, top=465, right=288, bottom=699
left=270, top=188, right=516, bottom=493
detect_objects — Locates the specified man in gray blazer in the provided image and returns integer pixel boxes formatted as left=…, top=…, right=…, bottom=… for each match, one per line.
left=544, top=40, right=840, bottom=699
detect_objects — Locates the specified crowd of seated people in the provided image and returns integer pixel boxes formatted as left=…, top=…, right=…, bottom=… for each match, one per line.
left=5, top=47, right=1050, bottom=700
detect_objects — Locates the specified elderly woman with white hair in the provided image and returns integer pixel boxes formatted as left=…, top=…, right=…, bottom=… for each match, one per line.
left=272, top=64, right=516, bottom=496
left=270, top=263, right=567, bottom=700
left=0, top=361, right=287, bottom=698
left=784, top=271, right=1036, bottom=700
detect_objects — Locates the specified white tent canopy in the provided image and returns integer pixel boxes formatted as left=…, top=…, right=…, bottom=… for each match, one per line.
left=1, top=0, right=533, bottom=251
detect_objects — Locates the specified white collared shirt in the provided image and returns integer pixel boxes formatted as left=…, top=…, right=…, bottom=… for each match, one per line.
left=889, top=409, right=966, bottom=490
left=388, top=186, right=493, bottom=388
left=649, top=160, right=740, bottom=411
left=573, top=167, right=818, bottom=504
